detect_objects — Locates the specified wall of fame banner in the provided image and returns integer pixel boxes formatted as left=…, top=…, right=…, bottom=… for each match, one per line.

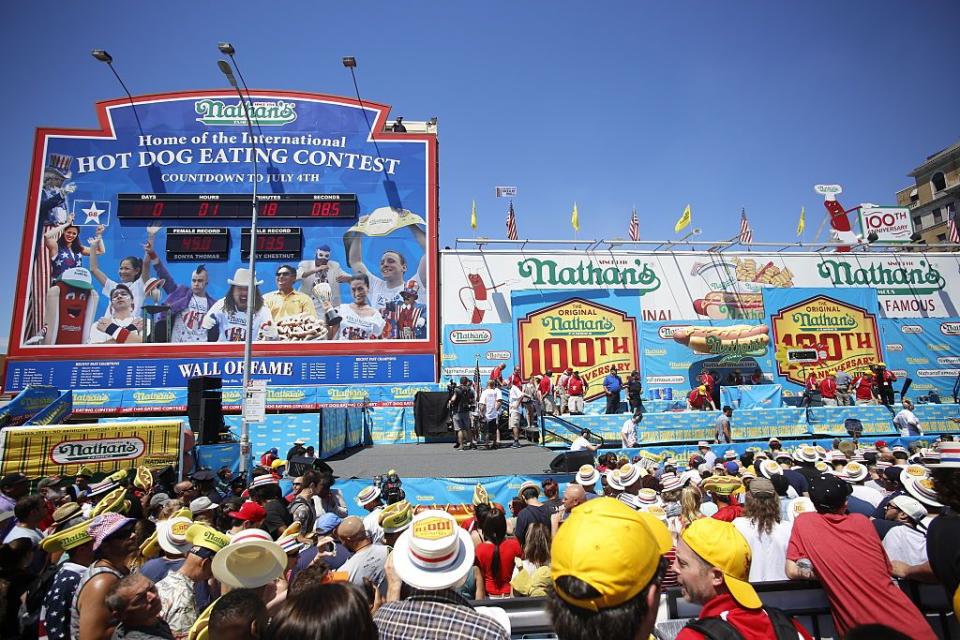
left=441, top=250, right=960, bottom=325
left=7, top=90, right=438, bottom=387
left=0, top=419, right=185, bottom=478
left=512, top=290, right=641, bottom=401
left=879, top=318, right=960, bottom=398
left=764, top=288, right=882, bottom=392
left=639, top=319, right=773, bottom=397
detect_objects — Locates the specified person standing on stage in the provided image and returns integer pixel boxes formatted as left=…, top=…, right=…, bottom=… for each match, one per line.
left=627, top=370, right=645, bottom=414
left=566, top=371, right=587, bottom=415
left=478, top=380, right=502, bottom=449
left=603, top=366, right=623, bottom=415
left=538, top=370, right=556, bottom=416
left=449, top=376, right=476, bottom=451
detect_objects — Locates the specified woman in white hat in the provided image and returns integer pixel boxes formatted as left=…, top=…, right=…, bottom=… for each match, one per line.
left=202, top=268, right=274, bottom=342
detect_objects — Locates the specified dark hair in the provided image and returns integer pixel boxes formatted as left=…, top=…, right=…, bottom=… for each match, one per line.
left=105, top=573, right=151, bottom=615
left=932, top=469, right=960, bottom=511
left=276, top=264, right=296, bottom=277
left=224, top=284, right=264, bottom=314
left=263, top=583, right=377, bottom=640
left=520, top=486, right=540, bottom=501
left=209, top=588, right=268, bottom=636
left=14, top=495, right=45, bottom=521
left=548, top=569, right=659, bottom=640
left=288, top=563, right=332, bottom=596
left=542, top=479, right=559, bottom=499
left=60, top=225, right=83, bottom=253
left=350, top=273, right=370, bottom=287
left=481, top=509, right=508, bottom=582
left=524, top=522, right=551, bottom=567
left=380, top=250, right=407, bottom=268
left=119, top=255, right=143, bottom=280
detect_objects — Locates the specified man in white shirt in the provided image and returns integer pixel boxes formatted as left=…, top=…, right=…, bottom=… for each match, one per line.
left=478, top=380, right=502, bottom=449
left=697, top=441, right=717, bottom=470
left=570, top=429, right=599, bottom=453
left=508, top=383, right=524, bottom=448
left=882, top=495, right=929, bottom=566
left=621, top=412, right=641, bottom=448
left=894, top=399, right=923, bottom=437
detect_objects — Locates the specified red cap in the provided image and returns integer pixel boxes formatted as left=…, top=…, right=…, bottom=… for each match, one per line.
left=228, top=500, right=267, bottom=522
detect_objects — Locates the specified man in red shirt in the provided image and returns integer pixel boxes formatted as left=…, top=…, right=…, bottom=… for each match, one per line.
left=786, top=473, right=937, bottom=639
left=687, top=385, right=715, bottom=411
left=489, top=363, right=505, bottom=388
left=819, top=370, right=838, bottom=406
left=566, top=372, right=586, bottom=415
left=507, top=365, right=523, bottom=389
left=674, top=518, right=813, bottom=639
left=852, top=370, right=877, bottom=405
left=703, top=476, right=744, bottom=522
left=537, top=370, right=555, bottom=415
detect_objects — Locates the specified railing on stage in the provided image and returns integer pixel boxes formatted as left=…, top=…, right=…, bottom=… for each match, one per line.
left=478, top=579, right=957, bottom=640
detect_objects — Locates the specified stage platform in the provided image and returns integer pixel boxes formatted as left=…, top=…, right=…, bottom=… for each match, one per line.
left=323, top=442, right=561, bottom=479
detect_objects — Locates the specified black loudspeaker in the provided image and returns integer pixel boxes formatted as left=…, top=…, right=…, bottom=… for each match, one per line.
left=549, top=450, right=596, bottom=473
left=287, top=456, right=334, bottom=478
left=188, top=376, right=225, bottom=445
left=413, top=391, right=452, bottom=437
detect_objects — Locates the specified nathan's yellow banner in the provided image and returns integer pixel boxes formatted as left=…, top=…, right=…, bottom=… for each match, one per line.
left=770, top=294, right=881, bottom=386
left=0, top=420, right=185, bottom=479
left=517, top=298, right=639, bottom=402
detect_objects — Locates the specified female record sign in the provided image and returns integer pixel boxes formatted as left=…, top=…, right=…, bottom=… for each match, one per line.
left=514, top=291, right=639, bottom=401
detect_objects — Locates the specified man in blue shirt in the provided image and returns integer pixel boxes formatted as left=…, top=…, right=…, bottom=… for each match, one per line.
left=603, top=367, right=623, bottom=414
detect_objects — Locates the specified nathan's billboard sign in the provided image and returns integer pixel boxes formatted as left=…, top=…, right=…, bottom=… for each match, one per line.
left=769, top=294, right=881, bottom=385
left=441, top=251, right=960, bottom=323
left=516, top=297, right=639, bottom=401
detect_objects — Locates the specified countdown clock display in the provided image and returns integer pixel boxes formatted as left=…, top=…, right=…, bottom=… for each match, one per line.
left=117, top=193, right=358, bottom=220
left=240, top=227, right=303, bottom=261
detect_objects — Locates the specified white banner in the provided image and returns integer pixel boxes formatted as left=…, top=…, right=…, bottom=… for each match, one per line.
left=495, top=186, right=517, bottom=198
left=441, top=250, right=960, bottom=323
left=859, top=207, right=913, bottom=243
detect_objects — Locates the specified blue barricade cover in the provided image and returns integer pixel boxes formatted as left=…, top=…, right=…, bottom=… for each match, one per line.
left=194, top=443, right=249, bottom=475
left=721, top=384, right=782, bottom=410
left=0, top=385, right=63, bottom=426
left=23, top=390, right=73, bottom=426
left=225, top=414, right=321, bottom=459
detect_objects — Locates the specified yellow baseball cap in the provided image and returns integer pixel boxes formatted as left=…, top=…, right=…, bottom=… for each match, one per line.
left=271, top=459, right=286, bottom=469
left=551, top=497, right=671, bottom=612
left=185, top=523, right=230, bottom=554
left=680, top=518, right=761, bottom=609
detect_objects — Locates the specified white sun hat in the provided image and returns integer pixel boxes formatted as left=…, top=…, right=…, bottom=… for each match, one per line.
left=391, top=510, right=475, bottom=590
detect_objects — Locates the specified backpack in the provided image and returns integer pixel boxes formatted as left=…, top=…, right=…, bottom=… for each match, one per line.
left=684, top=607, right=799, bottom=640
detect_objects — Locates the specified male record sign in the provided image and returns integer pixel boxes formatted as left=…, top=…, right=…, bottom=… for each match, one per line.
left=6, top=89, right=439, bottom=390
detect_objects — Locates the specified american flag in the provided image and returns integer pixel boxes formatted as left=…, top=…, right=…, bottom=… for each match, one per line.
left=739, top=208, right=753, bottom=244
left=506, top=201, right=518, bottom=240
left=949, top=203, right=959, bottom=244
left=628, top=207, right=639, bottom=241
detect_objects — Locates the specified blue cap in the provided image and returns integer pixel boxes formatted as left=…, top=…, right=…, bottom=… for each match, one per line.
left=270, top=448, right=278, bottom=455
left=314, top=513, right=343, bottom=534
left=724, top=461, right=740, bottom=475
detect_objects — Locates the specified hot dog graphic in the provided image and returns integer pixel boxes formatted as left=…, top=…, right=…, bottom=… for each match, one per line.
left=672, top=324, right=770, bottom=356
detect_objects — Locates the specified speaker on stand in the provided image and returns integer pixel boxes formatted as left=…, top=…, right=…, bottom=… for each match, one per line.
left=548, top=450, right=596, bottom=473
left=188, top=376, right=225, bottom=445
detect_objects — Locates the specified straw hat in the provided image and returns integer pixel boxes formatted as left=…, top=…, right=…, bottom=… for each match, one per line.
left=575, top=465, right=601, bottom=487
left=391, top=510, right=475, bottom=590
left=842, top=462, right=868, bottom=483
left=900, top=465, right=942, bottom=508
left=605, top=469, right=625, bottom=492
left=793, top=445, right=820, bottom=464
left=212, top=529, right=287, bottom=589
left=617, top=464, right=643, bottom=487
left=356, top=485, right=382, bottom=507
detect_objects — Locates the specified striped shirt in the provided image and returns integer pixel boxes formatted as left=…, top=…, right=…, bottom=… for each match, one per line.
left=374, top=588, right=508, bottom=640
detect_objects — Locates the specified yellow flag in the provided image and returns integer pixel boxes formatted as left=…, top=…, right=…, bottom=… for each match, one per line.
left=674, top=204, right=691, bottom=233
left=470, top=200, right=477, bottom=230
left=571, top=202, right=580, bottom=232
left=796, top=206, right=805, bottom=237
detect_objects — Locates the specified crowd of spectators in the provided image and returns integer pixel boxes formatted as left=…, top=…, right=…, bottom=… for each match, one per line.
left=2, top=430, right=960, bottom=639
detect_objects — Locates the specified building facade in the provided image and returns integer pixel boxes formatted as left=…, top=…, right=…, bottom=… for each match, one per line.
left=896, top=140, right=959, bottom=249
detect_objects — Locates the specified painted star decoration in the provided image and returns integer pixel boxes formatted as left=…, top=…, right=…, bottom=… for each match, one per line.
left=82, top=201, right=106, bottom=224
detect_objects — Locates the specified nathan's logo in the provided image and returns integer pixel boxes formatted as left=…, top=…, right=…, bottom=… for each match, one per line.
left=132, top=391, right=176, bottom=404
left=516, top=258, right=660, bottom=292
left=485, top=350, right=510, bottom=360
left=901, top=325, right=924, bottom=334
left=327, top=389, right=369, bottom=401
left=941, top=322, right=960, bottom=336
left=51, top=437, right=145, bottom=465
left=518, top=298, right=638, bottom=402
left=886, top=343, right=904, bottom=352
left=658, top=326, right=683, bottom=339
left=194, top=99, right=297, bottom=126
left=816, top=259, right=945, bottom=294
left=771, top=295, right=881, bottom=386
left=75, top=393, right=110, bottom=405
left=449, top=329, right=491, bottom=344
left=267, top=389, right=307, bottom=401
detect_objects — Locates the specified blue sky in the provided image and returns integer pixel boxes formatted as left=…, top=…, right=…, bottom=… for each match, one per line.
left=2, top=1, right=958, bottom=347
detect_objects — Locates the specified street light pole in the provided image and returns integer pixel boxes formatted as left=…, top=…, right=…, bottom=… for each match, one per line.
left=217, top=52, right=259, bottom=479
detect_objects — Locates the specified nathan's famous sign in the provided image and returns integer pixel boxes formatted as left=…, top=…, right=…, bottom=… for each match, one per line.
left=770, top=295, right=881, bottom=385
left=517, top=298, right=638, bottom=401
left=6, top=90, right=439, bottom=390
